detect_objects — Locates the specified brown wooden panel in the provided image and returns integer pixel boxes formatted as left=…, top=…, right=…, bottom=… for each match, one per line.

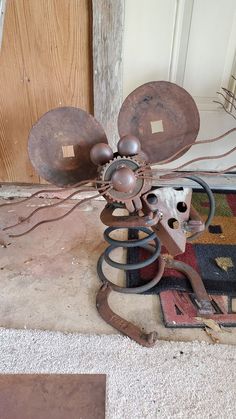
left=0, top=0, right=92, bottom=184
left=0, top=374, right=106, bottom=419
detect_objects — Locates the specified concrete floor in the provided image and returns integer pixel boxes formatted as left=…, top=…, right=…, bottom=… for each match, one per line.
left=0, top=194, right=236, bottom=344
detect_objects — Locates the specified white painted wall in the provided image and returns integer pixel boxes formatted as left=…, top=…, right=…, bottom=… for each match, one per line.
left=123, top=0, right=236, bottom=171
left=123, top=0, right=176, bottom=94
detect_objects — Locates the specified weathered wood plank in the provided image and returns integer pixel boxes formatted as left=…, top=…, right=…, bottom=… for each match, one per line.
left=92, top=0, right=124, bottom=150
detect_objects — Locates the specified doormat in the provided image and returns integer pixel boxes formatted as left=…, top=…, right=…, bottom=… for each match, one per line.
left=126, top=192, right=236, bottom=295
left=0, top=374, right=106, bottom=419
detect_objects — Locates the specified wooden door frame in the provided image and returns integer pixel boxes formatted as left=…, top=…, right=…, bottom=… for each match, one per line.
left=0, top=0, right=124, bottom=151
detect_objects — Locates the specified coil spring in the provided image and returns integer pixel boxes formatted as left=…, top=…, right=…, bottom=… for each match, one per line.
left=97, top=226, right=164, bottom=294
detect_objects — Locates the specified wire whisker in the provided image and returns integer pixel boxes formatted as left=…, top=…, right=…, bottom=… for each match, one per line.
left=137, top=145, right=236, bottom=173
left=213, top=100, right=236, bottom=120
left=136, top=165, right=236, bottom=181
left=216, top=91, right=236, bottom=111
left=222, top=87, right=235, bottom=98
left=0, top=179, right=111, bottom=208
left=136, top=128, right=236, bottom=169
left=3, top=187, right=98, bottom=232
left=8, top=186, right=111, bottom=238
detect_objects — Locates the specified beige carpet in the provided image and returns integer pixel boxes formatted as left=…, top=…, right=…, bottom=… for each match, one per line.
left=0, top=328, right=236, bottom=419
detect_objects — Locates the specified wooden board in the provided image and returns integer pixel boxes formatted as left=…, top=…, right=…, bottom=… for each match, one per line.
left=0, top=374, right=106, bottom=419
left=0, top=0, right=92, bottom=184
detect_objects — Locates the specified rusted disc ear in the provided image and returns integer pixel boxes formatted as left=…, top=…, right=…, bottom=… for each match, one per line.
left=118, top=81, right=200, bottom=164
left=28, top=107, right=108, bottom=187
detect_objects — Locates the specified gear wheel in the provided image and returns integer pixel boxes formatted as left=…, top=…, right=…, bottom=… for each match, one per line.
left=98, top=155, right=151, bottom=212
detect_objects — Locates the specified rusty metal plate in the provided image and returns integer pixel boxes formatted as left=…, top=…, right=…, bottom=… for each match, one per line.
left=0, top=374, right=106, bottom=419
left=118, top=81, right=200, bottom=163
left=28, top=107, right=108, bottom=186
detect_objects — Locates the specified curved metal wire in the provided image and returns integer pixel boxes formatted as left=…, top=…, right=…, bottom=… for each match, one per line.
left=0, top=179, right=111, bottom=208
left=137, top=145, right=236, bottom=176
left=134, top=128, right=236, bottom=168
left=213, top=100, right=236, bottom=120
left=136, top=164, right=236, bottom=182
left=216, top=91, right=236, bottom=112
left=8, top=186, right=111, bottom=238
left=3, top=187, right=98, bottom=231
left=213, top=77, right=236, bottom=120
left=184, top=175, right=215, bottom=241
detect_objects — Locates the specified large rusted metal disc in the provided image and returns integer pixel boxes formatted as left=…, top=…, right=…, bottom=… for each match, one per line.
left=28, top=107, right=108, bottom=186
left=118, top=81, right=200, bottom=163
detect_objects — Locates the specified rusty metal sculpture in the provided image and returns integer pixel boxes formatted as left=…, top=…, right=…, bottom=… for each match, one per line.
left=1, top=80, right=236, bottom=347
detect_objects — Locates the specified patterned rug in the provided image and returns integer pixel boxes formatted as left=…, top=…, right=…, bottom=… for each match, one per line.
left=126, top=191, right=236, bottom=294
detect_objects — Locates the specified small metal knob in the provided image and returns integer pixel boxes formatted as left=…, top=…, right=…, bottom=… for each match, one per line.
left=111, top=166, right=136, bottom=192
left=117, top=135, right=141, bottom=156
left=90, top=143, right=113, bottom=166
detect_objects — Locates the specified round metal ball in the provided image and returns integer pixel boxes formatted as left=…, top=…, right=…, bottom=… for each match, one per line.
left=117, top=135, right=141, bottom=156
left=111, top=166, right=136, bottom=193
left=90, top=143, right=113, bottom=166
